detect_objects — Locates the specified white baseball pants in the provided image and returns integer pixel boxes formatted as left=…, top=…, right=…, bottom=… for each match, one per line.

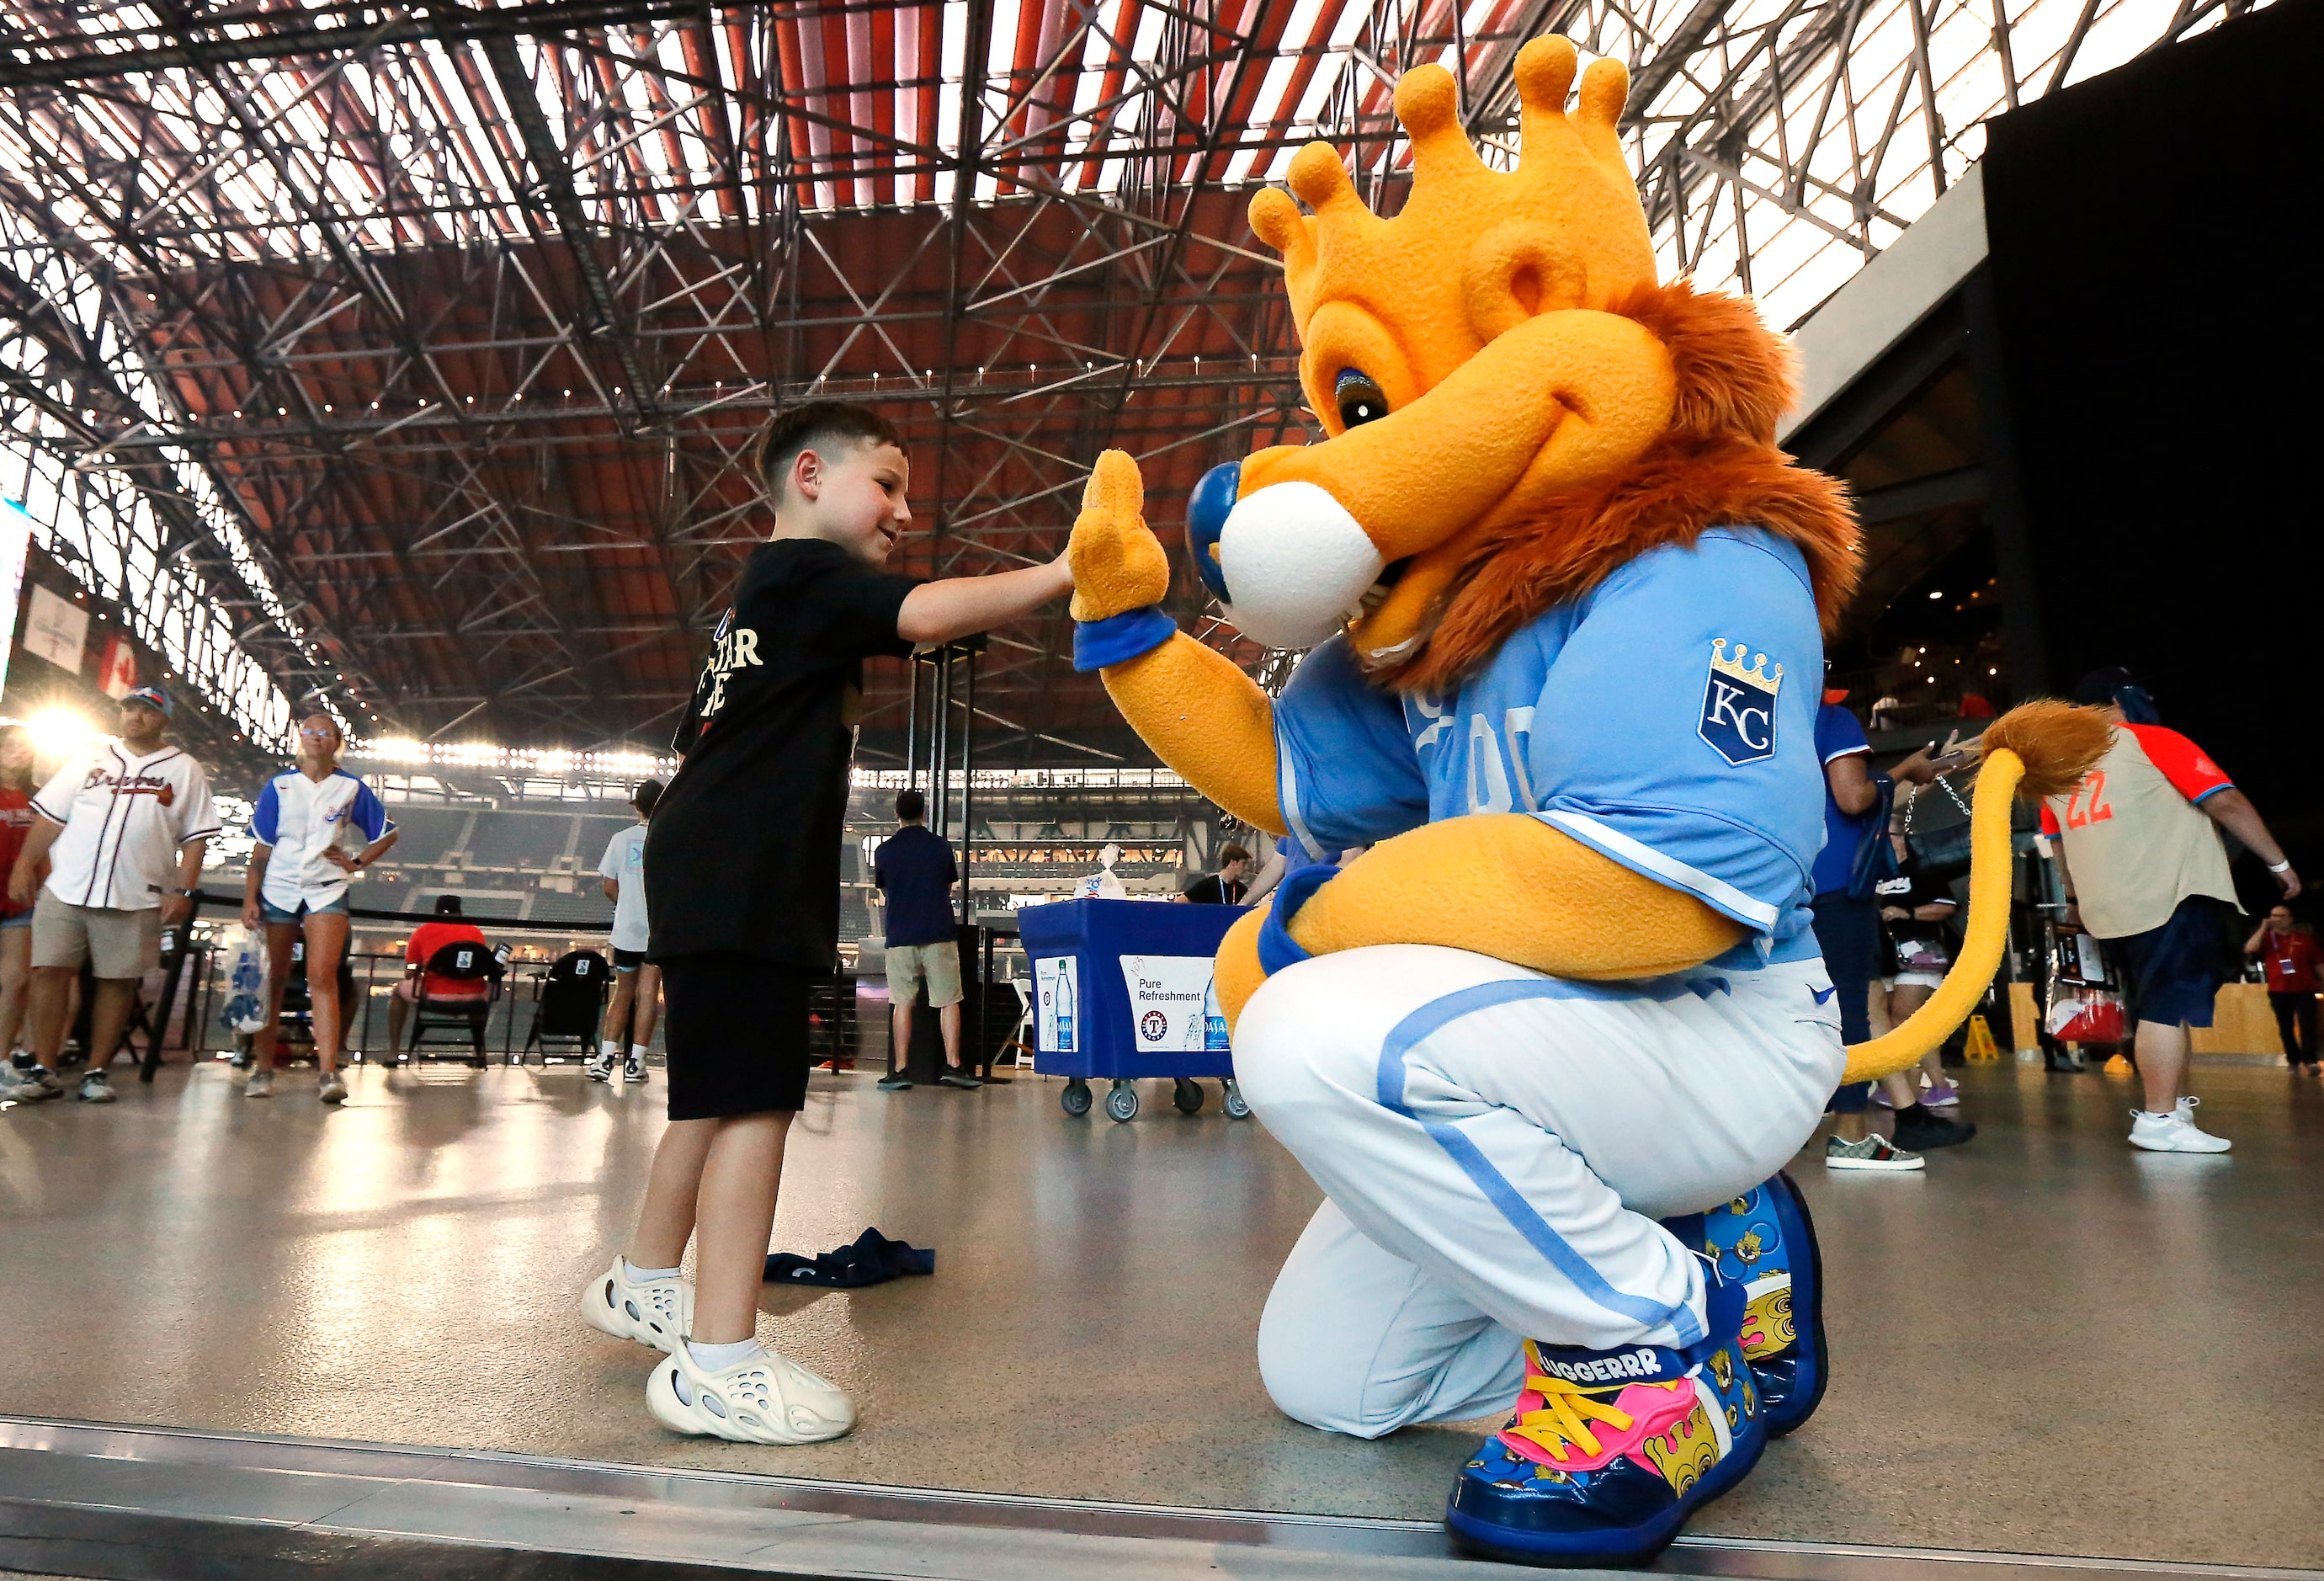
left=1235, top=944, right=1843, bottom=1439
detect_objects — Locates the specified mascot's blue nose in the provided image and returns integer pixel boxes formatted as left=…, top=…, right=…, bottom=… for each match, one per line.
left=1186, top=459, right=1239, bottom=602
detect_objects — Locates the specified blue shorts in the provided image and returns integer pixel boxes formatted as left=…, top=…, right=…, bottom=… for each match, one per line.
left=2114, top=895, right=2238, bottom=1030
left=0, top=909, right=31, bottom=932
left=260, top=893, right=350, bottom=926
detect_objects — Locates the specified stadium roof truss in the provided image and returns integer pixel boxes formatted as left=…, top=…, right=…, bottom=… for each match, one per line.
left=0, top=0, right=2261, bottom=760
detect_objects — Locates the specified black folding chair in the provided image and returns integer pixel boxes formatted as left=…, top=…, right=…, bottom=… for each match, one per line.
left=284, top=942, right=356, bottom=1067
left=405, top=940, right=503, bottom=1067
left=521, top=949, right=611, bottom=1066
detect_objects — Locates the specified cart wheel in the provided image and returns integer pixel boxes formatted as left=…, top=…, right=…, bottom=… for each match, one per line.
left=1105, top=1079, right=1139, bottom=1122
left=1061, top=1078, right=1093, bottom=1117
left=1172, top=1077, right=1205, bottom=1115
left=1223, top=1078, right=1251, bottom=1120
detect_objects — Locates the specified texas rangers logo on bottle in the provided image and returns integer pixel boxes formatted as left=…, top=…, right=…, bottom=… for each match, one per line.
left=1698, top=637, right=1782, bottom=766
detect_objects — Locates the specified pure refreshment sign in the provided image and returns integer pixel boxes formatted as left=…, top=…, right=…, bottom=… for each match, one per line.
left=1119, top=955, right=1229, bottom=1052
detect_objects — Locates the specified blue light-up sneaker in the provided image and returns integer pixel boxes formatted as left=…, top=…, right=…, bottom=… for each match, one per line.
left=1444, top=1275, right=1765, bottom=1566
left=1696, top=1171, right=1826, bottom=1437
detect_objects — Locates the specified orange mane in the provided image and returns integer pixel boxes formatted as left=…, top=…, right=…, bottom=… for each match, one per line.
left=1366, top=279, right=1861, bottom=695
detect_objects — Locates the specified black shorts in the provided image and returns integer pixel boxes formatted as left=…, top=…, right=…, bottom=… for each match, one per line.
left=2113, top=895, right=2238, bottom=1030
left=612, top=946, right=646, bottom=971
left=660, top=953, right=814, bottom=1120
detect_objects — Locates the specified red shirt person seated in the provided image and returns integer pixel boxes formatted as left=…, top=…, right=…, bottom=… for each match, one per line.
left=385, top=895, right=492, bottom=1051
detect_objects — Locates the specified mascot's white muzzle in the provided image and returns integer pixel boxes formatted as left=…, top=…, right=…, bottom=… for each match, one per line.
left=1216, top=482, right=1385, bottom=651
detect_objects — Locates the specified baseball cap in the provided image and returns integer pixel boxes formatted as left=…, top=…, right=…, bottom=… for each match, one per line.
left=120, top=685, right=173, bottom=719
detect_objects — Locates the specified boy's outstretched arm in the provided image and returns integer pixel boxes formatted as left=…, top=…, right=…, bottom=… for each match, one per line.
left=897, top=558, right=1074, bottom=644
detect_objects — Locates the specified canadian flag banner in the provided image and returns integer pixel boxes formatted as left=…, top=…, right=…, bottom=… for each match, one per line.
left=97, top=631, right=138, bottom=699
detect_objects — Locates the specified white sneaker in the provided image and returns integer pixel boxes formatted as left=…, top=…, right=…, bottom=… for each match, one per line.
left=1825, top=1133, right=1925, bottom=1171
left=317, top=1070, right=348, bottom=1105
left=2130, top=1102, right=2230, bottom=1153
left=623, top=1050, right=649, bottom=1084
left=0, top=1062, right=61, bottom=1103
left=584, top=1052, right=614, bottom=1083
left=646, top=1344, right=854, bottom=1445
left=246, top=1068, right=274, bottom=1099
left=580, top=1259, right=692, bottom=1353
left=76, top=1070, right=115, bottom=1104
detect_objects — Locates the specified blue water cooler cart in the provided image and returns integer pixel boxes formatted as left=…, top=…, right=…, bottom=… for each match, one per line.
left=1015, top=898, right=1252, bottom=1121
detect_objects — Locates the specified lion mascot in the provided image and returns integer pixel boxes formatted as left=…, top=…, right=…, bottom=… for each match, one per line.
left=1065, top=35, right=2103, bottom=1565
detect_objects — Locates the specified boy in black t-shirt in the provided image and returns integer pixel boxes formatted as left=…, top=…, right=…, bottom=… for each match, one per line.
left=581, top=401, right=1072, bottom=1444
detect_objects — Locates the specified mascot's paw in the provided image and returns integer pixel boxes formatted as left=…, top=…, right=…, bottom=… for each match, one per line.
left=1068, top=450, right=1171, bottom=622
left=1214, top=900, right=1270, bottom=1031
left=1675, top=1173, right=1826, bottom=1439
left=1445, top=1276, right=1765, bottom=1567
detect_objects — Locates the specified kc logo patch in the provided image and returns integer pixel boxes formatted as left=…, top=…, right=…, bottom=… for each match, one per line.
left=1699, top=638, right=1782, bottom=766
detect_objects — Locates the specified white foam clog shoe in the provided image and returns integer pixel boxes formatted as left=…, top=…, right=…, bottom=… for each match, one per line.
left=580, top=1259, right=692, bottom=1353
left=646, top=1344, right=854, bottom=1445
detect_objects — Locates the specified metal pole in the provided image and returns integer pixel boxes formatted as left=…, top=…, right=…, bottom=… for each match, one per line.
left=960, top=643, right=976, bottom=922
left=904, top=652, right=921, bottom=791
left=933, top=647, right=953, bottom=838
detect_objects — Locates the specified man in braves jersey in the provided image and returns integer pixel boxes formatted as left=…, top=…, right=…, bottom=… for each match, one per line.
left=2, top=688, right=219, bottom=1104
left=2043, top=668, right=2299, bottom=1152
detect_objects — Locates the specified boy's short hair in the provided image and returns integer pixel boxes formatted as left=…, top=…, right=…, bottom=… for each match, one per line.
left=895, top=788, right=926, bottom=822
left=1220, top=843, right=1252, bottom=866
left=632, top=779, right=663, bottom=817
left=751, top=401, right=904, bottom=503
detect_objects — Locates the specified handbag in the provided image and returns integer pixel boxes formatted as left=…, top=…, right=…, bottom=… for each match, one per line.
left=1901, top=769, right=1975, bottom=876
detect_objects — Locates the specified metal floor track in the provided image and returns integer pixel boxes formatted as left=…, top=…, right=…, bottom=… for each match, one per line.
left=2, top=1416, right=2311, bottom=1581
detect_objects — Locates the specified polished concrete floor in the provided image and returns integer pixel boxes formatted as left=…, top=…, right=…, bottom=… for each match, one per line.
left=2, top=1055, right=2319, bottom=1568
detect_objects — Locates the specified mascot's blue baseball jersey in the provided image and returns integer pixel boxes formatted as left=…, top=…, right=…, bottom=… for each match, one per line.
left=1274, top=525, right=1825, bottom=966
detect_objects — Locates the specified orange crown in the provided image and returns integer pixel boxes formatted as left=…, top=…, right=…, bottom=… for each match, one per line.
left=1248, top=37, right=1659, bottom=402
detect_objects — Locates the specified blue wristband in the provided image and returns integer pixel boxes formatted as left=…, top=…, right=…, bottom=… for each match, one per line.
left=1256, top=861, right=1341, bottom=976
left=1072, top=605, right=1178, bottom=673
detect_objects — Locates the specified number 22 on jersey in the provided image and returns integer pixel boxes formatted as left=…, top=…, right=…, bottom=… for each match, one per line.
left=2063, top=769, right=2113, bottom=828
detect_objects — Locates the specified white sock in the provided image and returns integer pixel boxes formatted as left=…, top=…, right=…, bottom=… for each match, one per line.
left=598, top=1041, right=620, bottom=1060
left=629, top=1043, right=649, bottom=1062
left=623, top=1258, right=680, bottom=1284
left=687, top=1337, right=763, bottom=1371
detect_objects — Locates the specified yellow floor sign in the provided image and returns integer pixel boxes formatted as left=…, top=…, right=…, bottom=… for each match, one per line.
left=1964, top=1014, right=2001, bottom=1062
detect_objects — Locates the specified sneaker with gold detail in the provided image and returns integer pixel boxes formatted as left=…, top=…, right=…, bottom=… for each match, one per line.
left=1689, top=1171, right=1825, bottom=1437
left=1444, top=1275, right=1764, bottom=1566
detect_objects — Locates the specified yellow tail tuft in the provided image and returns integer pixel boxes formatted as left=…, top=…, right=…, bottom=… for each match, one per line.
left=1839, top=700, right=2109, bottom=1084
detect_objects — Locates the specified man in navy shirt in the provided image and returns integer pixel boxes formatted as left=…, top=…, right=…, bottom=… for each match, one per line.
left=1811, top=693, right=1971, bottom=1168
left=874, top=789, right=971, bottom=1090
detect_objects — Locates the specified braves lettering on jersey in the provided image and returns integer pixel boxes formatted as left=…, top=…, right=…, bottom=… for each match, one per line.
left=249, top=768, right=394, bottom=911
left=1272, top=526, right=1826, bottom=964
left=32, top=742, right=221, bottom=911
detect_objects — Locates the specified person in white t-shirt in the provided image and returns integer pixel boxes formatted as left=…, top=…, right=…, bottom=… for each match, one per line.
left=240, top=712, right=399, bottom=1104
left=0, top=688, right=219, bottom=1105
left=588, top=779, right=661, bottom=1084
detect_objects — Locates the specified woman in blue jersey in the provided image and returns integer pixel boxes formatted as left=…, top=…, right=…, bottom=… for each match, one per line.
left=240, top=712, right=398, bottom=1103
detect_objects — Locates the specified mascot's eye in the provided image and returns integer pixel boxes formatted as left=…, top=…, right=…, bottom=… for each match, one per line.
left=1334, top=370, right=1388, bottom=429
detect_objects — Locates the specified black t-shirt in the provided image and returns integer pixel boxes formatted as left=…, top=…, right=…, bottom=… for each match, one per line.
left=1183, top=873, right=1247, bottom=905
left=873, top=824, right=959, bottom=947
left=646, top=539, right=917, bottom=966
left=1874, top=863, right=1957, bottom=971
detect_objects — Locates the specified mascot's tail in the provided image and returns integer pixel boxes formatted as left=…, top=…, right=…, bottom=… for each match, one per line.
left=1839, top=700, right=2112, bottom=1083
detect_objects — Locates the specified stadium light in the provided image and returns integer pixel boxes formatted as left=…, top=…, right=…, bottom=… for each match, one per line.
left=27, top=706, right=101, bottom=756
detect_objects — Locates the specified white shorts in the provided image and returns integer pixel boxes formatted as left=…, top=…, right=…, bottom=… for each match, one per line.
left=1232, top=944, right=1843, bottom=1438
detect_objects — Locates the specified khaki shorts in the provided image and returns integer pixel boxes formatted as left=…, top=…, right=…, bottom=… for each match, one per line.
left=885, top=940, right=962, bottom=1008
left=32, top=891, right=163, bottom=979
